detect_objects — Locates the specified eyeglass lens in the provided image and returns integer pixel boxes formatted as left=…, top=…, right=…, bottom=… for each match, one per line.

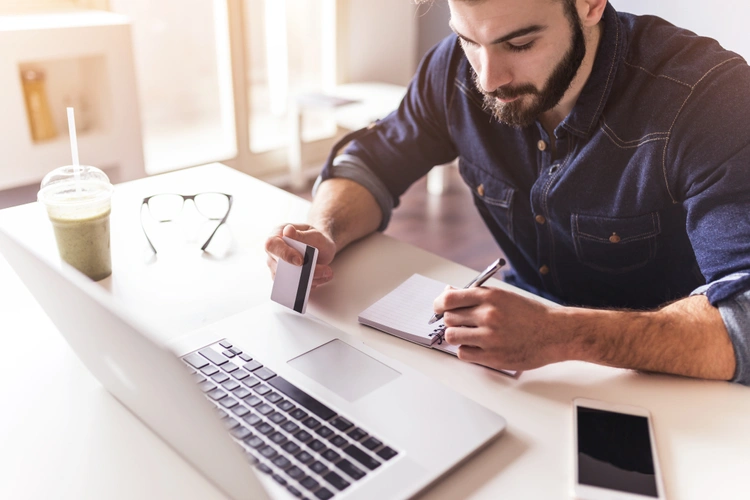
left=147, top=193, right=230, bottom=222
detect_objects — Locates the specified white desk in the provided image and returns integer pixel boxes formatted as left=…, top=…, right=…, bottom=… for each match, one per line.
left=1, top=163, right=748, bottom=499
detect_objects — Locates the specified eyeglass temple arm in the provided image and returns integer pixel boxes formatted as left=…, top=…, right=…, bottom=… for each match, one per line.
left=140, top=202, right=158, bottom=254
left=201, top=194, right=234, bottom=251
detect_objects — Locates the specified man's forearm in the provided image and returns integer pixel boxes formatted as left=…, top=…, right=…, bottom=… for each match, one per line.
left=560, top=295, right=736, bottom=380
left=308, top=178, right=383, bottom=254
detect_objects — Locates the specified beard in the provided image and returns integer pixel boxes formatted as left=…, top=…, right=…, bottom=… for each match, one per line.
left=473, top=13, right=587, bottom=128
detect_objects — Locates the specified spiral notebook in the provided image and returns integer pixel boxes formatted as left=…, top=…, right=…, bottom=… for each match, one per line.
left=358, top=274, right=519, bottom=377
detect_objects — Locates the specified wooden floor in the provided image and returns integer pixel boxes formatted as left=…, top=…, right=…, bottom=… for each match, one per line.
left=289, top=166, right=503, bottom=273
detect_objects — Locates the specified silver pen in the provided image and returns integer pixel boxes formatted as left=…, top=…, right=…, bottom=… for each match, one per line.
left=427, top=258, right=506, bottom=325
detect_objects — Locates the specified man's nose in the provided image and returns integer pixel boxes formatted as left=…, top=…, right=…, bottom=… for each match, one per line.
left=477, top=49, right=513, bottom=93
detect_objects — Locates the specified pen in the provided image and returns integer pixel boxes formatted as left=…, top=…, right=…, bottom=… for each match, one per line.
left=427, top=258, right=506, bottom=325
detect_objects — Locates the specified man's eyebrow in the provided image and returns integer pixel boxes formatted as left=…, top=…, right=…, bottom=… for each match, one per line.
left=449, top=23, right=547, bottom=45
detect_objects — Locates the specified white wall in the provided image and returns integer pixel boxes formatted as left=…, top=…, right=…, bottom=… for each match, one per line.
left=610, top=0, right=749, bottom=61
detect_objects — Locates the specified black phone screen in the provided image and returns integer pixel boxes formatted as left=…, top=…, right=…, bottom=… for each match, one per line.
left=577, top=406, right=658, bottom=497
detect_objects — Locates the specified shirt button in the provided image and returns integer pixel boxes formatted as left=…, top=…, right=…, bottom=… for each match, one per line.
left=609, top=233, right=621, bottom=243
left=550, top=164, right=560, bottom=174
left=535, top=215, right=546, bottom=225
left=539, top=265, right=550, bottom=275
left=537, top=140, right=547, bottom=151
left=476, top=184, right=485, bottom=197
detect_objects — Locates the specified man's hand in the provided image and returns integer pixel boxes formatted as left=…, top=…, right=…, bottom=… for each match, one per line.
left=265, top=224, right=337, bottom=288
left=434, top=286, right=567, bottom=371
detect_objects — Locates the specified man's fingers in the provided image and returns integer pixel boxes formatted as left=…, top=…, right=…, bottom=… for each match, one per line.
left=443, top=326, right=485, bottom=347
left=265, top=234, right=304, bottom=266
left=456, top=344, right=484, bottom=363
left=433, top=287, right=482, bottom=316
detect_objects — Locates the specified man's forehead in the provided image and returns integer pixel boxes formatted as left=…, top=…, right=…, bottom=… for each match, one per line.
left=448, top=0, right=565, bottom=39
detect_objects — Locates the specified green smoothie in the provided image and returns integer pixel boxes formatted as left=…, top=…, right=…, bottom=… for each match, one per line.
left=49, top=208, right=111, bottom=281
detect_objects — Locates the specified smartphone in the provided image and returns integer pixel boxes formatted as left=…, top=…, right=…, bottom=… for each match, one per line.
left=572, top=398, right=666, bottom=500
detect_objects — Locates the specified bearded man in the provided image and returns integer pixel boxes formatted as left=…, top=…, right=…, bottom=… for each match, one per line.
left=266, top=0, right=750, bottom=385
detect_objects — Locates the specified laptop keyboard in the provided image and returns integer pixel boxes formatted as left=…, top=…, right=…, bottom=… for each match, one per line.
left=182, top=339, right=399, bottom=499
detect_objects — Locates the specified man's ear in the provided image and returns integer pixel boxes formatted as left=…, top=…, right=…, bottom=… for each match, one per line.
left=577, top=0, right=608, bottom=28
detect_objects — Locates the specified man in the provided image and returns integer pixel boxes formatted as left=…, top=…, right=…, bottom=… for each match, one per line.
left=265, top=0, right=750, bottom=385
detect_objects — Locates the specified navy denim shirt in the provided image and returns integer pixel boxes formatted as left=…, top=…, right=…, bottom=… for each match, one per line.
left=318, top=5, right=750, bottom=383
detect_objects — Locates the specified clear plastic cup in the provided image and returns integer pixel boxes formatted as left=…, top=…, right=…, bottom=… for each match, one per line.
left=37, top=165, right=114, bottom=281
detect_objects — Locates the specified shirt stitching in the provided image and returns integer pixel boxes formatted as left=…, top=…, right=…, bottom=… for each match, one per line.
left=601, top=119, right=669, bottom=143
left=662, top=57, right=742, bottom=204
left=622, top=60, right=693, bottom=88
left=600, top=126, right=668, bottom=149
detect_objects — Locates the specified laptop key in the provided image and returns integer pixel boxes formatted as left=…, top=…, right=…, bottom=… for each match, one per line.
left=348, top=427, right=367, bottom=441
left=191, top=373, right=206, bottom=383
left=307, top=439, right=325, bottom=453
left=243, top=360, right=262, bottom=372
left=199, top=347, right=227, bottom=365
left=222, top=379, right=240, bottom=391
left=257, top=463, right=272, bottom=474
left=282, top=441, right=301, bottom=455
left=335, top=458, right=365, bottom=480
left=299, top=476, right=319, bottom=491
left=211, top=372, right=229, bottom=384
left=295, top=450, right=314, bottom=464
left=222, top=416, right=240, bottom=430
left=257, top=422, right=274, bottom=435
left=277, top=400, right=295, bottom=411
left=267, top=377, right=337, bottom=421
left=290, top=409, right=308, bottom=421
left=198, top=380, right=215, bottom=393
left=254, top=385, right=272, bottom=396
left=243, top=376, right=260, bottom=388
left=219, top=340, right=232, bottom=349
left=254, top=367, right=276, bottom=381
left=183, top=352, right=209, bottom=369
left=232, top=369, right=250, bottom=380
left=243, top=414, right=262, bottom=427
left=230, top=426, right=252, bottom=440
left=220, top=396, right=239, bottom=409
left=282, top=421, right=300, bottom=434
left=268, top=412, right=287, bottom=425
left=343, top=445, right=380, bottom=470
left=233, top=387, right=252, bottom=399
left=239, top=353, right=252, bottom=362
left=286, top=484, right=303, bottom=498
left=329, top=435, right=348, bottom=448
left=244, top=395, right=263, bottom=407
left=330, top=416, right=353, bottom=432
left=222, top=349, right=236, bottom=358
left=269, top=432, right=287, bottom=445
left=221, top=362, right=239, bottom=373
left=309, top=461, right=328, bottom=475
left=321, top=449, right=340, bottom=463
left=315, top=426, right=334, bottom=439
left=362, top=437, right=382, bottom=450
left=377, top=446, right=398, bottom=461
left=257, top=403, right=274, bottom=415
left=200, top=365, right=219, bottom=376
left=272, top=473, right=287, bottom=486
left=207, top=388, right=227, bottom=401
left=245, top=435, right=264, bottom=449
left=231, top=405, right=251, bottom=418
left=323, top=470, right=350, bottom=491
left=259, top=445, right=277, bottom=459
left=285, top=465, right=305, bottom=480
left=272, top=455, right=292, bottom=470
left=294, top=430, right=313, bottom=443
left=315, top=487, right=334, bottom=500
left=302, top=417, right=320, bottom=429
left=265, top=392, right=283, bottom=404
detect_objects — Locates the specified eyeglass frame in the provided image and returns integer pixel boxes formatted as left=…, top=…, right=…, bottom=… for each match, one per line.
left=140, top=192, right=234, bottom=254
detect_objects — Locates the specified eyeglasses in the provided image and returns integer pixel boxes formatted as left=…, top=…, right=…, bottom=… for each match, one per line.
left=140, top=192, right=233, bottom=253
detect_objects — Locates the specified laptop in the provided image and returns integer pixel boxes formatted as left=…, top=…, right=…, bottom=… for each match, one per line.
left=0, top=226, right=506, bottom=500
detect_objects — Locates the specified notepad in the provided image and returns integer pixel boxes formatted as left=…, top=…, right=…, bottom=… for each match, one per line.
left=358, top=274, right=518, bottom=377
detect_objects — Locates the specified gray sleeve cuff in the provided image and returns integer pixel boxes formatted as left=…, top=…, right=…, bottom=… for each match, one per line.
left=312, top=154, right=395, bottom=232
left=717, top=289, right=750, bottom=386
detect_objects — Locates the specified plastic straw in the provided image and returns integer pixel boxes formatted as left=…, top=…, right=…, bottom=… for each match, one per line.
left=66, top=107, right=81, bottom=192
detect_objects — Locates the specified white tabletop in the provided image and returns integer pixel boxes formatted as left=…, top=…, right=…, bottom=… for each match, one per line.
left=0, top=163, right=747, bottom=499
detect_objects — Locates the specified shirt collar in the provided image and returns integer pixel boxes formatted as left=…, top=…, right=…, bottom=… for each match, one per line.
left=558, top=2, right=625, bottom=139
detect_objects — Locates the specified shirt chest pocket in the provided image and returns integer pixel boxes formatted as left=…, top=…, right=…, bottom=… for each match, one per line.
left=458, top=157, right=516, bottom=242
left=572, top=212, right=661, bottom=274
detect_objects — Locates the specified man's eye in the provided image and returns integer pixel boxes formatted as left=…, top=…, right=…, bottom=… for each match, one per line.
left=459, top=37, right=477, bottom=47
left=507, top=41, right=535, bottom=52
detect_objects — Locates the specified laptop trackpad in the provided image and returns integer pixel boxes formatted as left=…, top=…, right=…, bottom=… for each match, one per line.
left=288, top=339, right=401, bottom=402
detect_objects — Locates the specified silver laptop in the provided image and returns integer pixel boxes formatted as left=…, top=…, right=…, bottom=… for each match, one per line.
left=0, top=227, right=506, bottom=500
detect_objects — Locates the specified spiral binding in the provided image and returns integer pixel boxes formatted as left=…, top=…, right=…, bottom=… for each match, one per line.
left=428, top=323, right=447, bottom=345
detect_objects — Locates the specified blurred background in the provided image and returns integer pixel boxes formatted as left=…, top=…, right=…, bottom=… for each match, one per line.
left=0, top=0, right=747, bottom=269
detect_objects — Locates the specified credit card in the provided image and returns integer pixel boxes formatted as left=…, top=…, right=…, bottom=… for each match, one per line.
left=270, top=237, right=318, bottom=314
